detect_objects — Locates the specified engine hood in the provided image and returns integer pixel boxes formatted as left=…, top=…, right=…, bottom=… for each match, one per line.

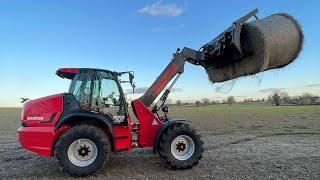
left=21, top=94, right=64, bottom=127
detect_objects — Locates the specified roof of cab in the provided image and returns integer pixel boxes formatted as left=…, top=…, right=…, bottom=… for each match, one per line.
left=56, top=68, right=116, bottom=79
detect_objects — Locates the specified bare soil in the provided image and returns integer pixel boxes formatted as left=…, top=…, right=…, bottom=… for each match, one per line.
left=0, top=105, right=319, bottom=179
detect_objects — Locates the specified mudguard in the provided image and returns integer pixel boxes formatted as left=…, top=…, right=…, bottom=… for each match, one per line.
left=55, top=110, right=114, bottom=133
left=153, top=118, right=188, bottom=153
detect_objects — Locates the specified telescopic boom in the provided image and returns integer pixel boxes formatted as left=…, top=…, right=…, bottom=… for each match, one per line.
left=138, top=9, right=259, bottom=107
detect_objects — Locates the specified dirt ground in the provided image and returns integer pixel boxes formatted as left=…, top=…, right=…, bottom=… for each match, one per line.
left=0, top=105, right=319, bottom=179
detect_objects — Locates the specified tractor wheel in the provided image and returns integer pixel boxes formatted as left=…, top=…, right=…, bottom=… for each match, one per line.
left=54, top=125, right=110, bottom=176
left=157, top=123, right=204, bottom=169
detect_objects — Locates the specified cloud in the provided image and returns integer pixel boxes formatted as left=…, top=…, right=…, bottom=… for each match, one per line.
left=304, top=83, right=320, bottom=88
left=138, top=0, right=183, bottom=16
left=259, top=88, right=287, bottom=93
left=126, top=86, right=183, bottom=94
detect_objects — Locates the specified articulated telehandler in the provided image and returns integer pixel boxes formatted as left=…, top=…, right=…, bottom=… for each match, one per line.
left=18, top=9, right=303, bottom=176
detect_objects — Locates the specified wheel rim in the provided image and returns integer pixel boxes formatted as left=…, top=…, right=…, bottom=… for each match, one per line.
left=170, top=135, right=195, bottom=160
left=67, top=138, right=98, bottom=167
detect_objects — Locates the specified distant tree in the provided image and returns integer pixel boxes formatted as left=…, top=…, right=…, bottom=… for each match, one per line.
left=211, top=100, right=219, bottom=104
left=182, top=102, right=189, bottom=105
left=299, top=93, right=313, bottom=105
left=175, top=100, right=182, bottom=106
left=246, top=98, right=254, bottom=103
left=271, top=93, right=280, bottom=106
left=222, top=99, right=227, bottom=104
left=201, top=98, right=210, bottom=105
left=195, top=100, right=201, bottom=106
left=280, top=91, right=290, bottom=104
left=227, top=96, right=236, bottom=106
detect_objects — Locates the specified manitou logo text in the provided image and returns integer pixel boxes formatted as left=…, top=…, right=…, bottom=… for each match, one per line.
left=27, top=116, right=44, bottom=121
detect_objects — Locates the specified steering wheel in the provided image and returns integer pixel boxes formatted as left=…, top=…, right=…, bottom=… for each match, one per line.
left=102, top=92, right=120, bottom=106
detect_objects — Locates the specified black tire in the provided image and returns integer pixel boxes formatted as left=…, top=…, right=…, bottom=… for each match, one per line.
left=54, top=125, right=110, bottom=176
left=157, top=123, right=204, bottom=169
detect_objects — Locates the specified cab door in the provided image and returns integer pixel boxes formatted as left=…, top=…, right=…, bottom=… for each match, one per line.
left=99, top=78, right=126, bottom=123
left=91, top=73, right=127, bottom=125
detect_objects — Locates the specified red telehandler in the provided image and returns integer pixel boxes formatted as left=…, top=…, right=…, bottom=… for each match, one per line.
left=18, top=9, right=303, bottom=176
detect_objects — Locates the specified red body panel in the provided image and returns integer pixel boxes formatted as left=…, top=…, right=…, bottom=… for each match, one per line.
left=19, top=94, right=66, bottom=157
left=22, top=94, right=64, bottom=127
left=112, top=114, right=134, bottom=151
left=132, top=100, right=163, bottom=147
left=18, top=125, right=69, bottom=157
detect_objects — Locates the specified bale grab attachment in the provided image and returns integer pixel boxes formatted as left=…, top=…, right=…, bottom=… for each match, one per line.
left=139, top=8, right=303, bottom=108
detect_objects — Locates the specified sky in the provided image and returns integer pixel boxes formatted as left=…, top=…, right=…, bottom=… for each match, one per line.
left=0, top=0, right=320, bottom=107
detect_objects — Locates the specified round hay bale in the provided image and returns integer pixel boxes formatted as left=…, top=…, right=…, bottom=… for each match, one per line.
left=206, top=13, right=304, bottom=83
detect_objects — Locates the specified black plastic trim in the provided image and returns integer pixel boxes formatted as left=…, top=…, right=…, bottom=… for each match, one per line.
left=40, top=112, right=57, bottom=123
left=21, top=121, right=28, bottom=127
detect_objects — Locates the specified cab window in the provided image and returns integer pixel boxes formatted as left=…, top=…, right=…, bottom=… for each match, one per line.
left=69, top=71, right=126, bottom=122
left=98, top=78, right=125, bottom=118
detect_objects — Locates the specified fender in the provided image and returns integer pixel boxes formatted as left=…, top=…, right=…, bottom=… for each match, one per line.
left=55, top=109, right=113, bottom=134
left=153, top=118, right=188, bottom=153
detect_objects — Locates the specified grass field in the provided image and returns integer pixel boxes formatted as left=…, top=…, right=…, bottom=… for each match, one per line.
left=170, top=104, right=320, bottom=134
left=0, top=105, right=319, bottom=179
left=0, top=108, right=21, bottom=135
left=1, top=104, right=319, bottom=135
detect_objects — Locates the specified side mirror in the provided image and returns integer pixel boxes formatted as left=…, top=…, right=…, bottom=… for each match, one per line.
left=129, top=73, right=134, bottom=84
left=129, top=73, right=136, bottom=93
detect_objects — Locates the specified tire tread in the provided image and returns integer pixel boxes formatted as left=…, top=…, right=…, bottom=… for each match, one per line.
left=157, top=123, right=204, bottom=169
